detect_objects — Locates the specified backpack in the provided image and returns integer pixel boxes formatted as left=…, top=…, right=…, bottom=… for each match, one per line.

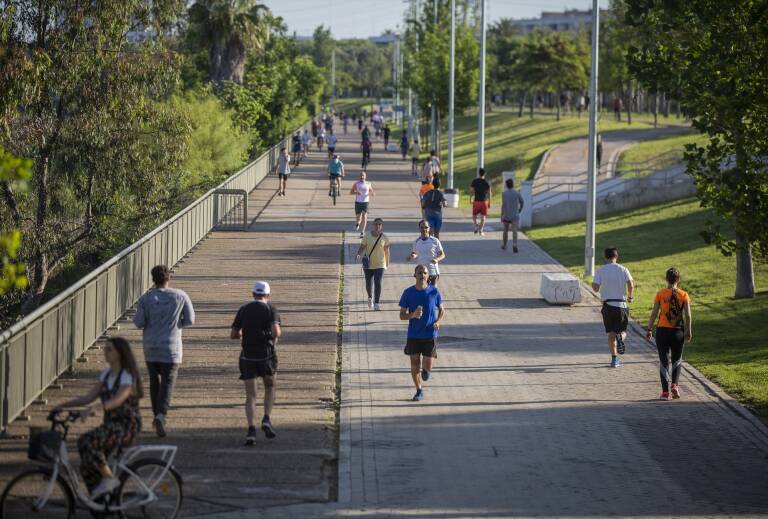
left=665, top=288, right=685, bottom=328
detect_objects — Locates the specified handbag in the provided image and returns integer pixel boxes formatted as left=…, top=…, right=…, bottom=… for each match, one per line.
left=361, top=233, right=383, bottom=270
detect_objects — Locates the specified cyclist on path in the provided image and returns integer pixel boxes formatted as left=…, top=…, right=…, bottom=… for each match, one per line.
left=328, top=154, right=345, bottom=197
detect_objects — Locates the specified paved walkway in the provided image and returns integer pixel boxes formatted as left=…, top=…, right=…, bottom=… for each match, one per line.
left=203, top=130, right=768, bottom=518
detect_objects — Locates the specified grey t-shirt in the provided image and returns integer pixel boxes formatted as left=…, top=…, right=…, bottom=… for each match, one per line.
left=276, top=154, right=291, bottom=175
left=501, top=188, right=524, bottom=221
left=134, top=287, right=195, bottom=363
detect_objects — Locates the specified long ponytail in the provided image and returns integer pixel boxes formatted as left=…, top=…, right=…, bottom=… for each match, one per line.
left=107, top=337, right=144, bottom=399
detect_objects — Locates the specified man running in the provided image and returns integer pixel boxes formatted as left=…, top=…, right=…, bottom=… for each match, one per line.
left=422, top=178, right=447, bottom=239
left=470, top=168, right=492, bottom=235
left=399, top=264, right=445, bottom=401
left=400, top=131, right=409, bottom=160
left=410, top=138, right=421, bottom=176
left=326, top=129, right=338, bottom=159
left=501, top=178, right=524, bottom=252
left=274, top=147, right=290, bottom=197
left=350, top=171, right=374, bottom=237
left=422, top=150, right=441, bottom=181
left=291, top=132, right=302, bottom=166
left=301, top=129, right=311, bottom=157
left=407, top=220, right=445, bottom=285
left=327, top=154, right=345, bottom=197
left=362, top=125, right=371, bottom=141
left=317, top=126, right=325, bottom=151
left=360, top=137, right=372, bottom=169
left=592, top=247, right=635, bottom=368
left=382, top=124, right=391, bottom=150
left=230, top=281, right=281, bottom=445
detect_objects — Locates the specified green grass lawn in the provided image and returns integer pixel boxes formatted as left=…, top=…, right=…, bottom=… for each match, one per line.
left=615, top=131, right=710, bottom=178
left=331, top=97, right=376, bottom=115
left=527, top=198, right=768, bottom=420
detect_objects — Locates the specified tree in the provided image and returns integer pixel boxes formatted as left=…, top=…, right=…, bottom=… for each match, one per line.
left=625, top=0, right=768, bottom=298
left=0, top=0, right=189, bottom=312
left=312, top=25, right=334, bottom=69
left=0, top=147, right=31, bottom=297
left=188, top=0, right=270, bottom=84
left=537, top=32, right=589, bottom=121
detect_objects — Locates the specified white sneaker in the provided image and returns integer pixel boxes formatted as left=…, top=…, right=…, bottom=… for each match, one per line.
left=91, top=477, right=120, bottom=498
left=374, top=303, right=381, bottom=311
left=367, top=298, right=373, bottom=309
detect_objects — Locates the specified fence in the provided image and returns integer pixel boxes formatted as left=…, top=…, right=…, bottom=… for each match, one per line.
left=0, top=129, right=299, bottom=432
left=213, top=189, right=249, bottom=231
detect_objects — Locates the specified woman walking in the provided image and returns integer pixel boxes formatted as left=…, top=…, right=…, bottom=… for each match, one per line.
left=55, top=337, right=143, bottom=497
left=645, top=268, right=693, bottom=400
left=356, top=218, right=390, bottom=311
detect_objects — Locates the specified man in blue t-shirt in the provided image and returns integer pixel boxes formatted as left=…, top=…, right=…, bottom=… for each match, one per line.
left=399, top=264, right=445, bottom=401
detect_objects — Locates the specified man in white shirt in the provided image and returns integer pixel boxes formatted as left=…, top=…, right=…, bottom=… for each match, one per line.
left=350, top=171, right=375, bottom=238
left=592, top=247, right=635, bottom=368
left=407, top=220, right=446, bottom=285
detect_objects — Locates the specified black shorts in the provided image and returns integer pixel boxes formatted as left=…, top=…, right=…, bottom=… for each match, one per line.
left=355, top=202, right=369, bottom=214
left=601, top=304, right=629, bottom=334
left=328, top=147, right=336, bottom=154
left=428, top=275, right=439, bottom=285
left=404, top=338, right=438, bottom=358
left=278, top=173, right=289, bottom=180
left=239, top=357, right=278, bottom=380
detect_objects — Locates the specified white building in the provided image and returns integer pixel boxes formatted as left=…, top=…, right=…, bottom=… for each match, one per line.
left=509, top=9, right=601, bottom=34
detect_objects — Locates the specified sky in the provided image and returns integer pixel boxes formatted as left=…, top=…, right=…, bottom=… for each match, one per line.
left=263, top=0, right=611, bottom=40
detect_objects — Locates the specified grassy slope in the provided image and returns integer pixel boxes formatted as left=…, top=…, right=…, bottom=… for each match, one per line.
left=527, top=198, right=768, bottom=419
left=616, top=131, right=710, bottom=178
left=331, top=97, right=376, bottom=115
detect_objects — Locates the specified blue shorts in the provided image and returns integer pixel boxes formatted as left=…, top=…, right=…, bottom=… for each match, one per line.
left=425, top=211, right=442, bottom=231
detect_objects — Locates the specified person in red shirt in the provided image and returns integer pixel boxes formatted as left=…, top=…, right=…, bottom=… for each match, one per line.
left=645, top=268, right=693, bottom=400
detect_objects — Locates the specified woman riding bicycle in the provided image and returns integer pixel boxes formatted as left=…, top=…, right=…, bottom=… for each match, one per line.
left=54, top=337, right=143, bottom=498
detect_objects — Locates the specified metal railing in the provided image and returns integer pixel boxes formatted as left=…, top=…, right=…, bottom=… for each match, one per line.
left=0, top=129, right=299, bottom=431
left=213, top=189, right=249, bottom=231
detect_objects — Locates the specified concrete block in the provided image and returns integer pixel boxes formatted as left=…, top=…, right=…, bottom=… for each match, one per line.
left=444, top=192, right=460, bottom=208
left=540, top=273, right=582, bottom=305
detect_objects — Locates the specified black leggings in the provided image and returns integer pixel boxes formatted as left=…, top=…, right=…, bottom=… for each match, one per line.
left=655, top=327, right=685, bottom=391
left=363, top=268, right=384, bottom=304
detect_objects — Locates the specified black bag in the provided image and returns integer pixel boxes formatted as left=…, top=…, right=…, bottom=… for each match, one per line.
left=28, top=430, right=62, bottom=462
left=361, top=234, right=383, bottom=270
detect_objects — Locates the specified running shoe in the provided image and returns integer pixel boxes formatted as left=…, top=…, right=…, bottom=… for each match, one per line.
left=91, top=477, right=120, bottom=498
left=245, top=426, right=257, bottom=446
left=262, top=419, right=277, bottom=439
left=152, top=415, right=166, bottom=438
left=501, top=244, right=507, bottom=250
left=374, top=303, right=381, bottom=311
left=670, top=384, right=681, bottom=399
left=610, top=357, right=621, bottom=368
left=473, top=225, right=478, bottom=234
left=513, top=246, right=519, bottom=253
left=367, top=298, right=373, bottom=309
left=480, top=231, right=485, bottom=236
left=660, top=391, right=671, bottom=400
left=616, top=334, right=626, bottom=355
left=412, top=389, right=424, bottom=401
left=421, top=368, right=431, bottom=382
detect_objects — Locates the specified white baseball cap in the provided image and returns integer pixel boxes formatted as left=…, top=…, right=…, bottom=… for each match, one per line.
left=252, top=281, right=270, bottom=295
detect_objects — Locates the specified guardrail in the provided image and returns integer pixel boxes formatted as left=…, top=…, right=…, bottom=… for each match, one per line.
left=0, top=128, right=300, bottom=431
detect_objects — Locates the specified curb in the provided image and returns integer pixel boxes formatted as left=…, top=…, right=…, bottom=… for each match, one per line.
left=337, top=231, right=352, bottom=504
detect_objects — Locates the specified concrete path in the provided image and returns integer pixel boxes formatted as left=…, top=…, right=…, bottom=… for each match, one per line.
left=203, top=129, right=768, bottom=518
left=534, top=127, right=691, bottom=194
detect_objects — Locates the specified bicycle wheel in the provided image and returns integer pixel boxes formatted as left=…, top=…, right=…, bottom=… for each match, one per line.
left=117, top=458, right=182, bottom=519
left=0, top=468, right=74, bottom=519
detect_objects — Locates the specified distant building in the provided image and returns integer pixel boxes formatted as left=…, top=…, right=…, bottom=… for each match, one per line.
left=509, top=9, right=603, bottom=34
left=368, top=33, right=398, bottom=45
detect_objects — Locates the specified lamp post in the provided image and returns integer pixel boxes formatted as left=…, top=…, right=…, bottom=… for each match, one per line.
left=447, top=0, right=455, bottom=190
left=477, top=0, right=486, bottom=174
left=584, top=0, right=600, bottom=277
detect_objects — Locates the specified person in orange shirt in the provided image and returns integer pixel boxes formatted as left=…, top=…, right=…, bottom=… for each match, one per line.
left=645, top=267, right=693, bottom=400
left=419, top=174, right=434, bottom=217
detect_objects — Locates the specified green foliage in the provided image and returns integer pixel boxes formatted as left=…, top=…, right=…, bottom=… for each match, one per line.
left=0, top=147, right=31, bottom=295
left=312, top=25, right=334, bottom=69
left=172, top=92, right=250, bottom=187
left=625, top=0, right=768, bottom=296
left=333, top=39, right=393, bottom=98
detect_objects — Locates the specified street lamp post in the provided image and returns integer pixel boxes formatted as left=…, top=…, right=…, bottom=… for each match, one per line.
left=430, top=0, right=438, bottom=151
left=447, top=0, right=455, bottom=190
left=584, top=0, right=600, bottom=278
left=477, top=0, right=486, bottom=174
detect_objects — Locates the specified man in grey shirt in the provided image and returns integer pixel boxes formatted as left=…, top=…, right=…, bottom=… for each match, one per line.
left=134, top=264, right=195, bottom=437
left=501, top=178, right=524, bottom=253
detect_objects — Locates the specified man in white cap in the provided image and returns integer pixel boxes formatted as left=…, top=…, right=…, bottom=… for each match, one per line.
left=230, top=281, right=282, bottom=445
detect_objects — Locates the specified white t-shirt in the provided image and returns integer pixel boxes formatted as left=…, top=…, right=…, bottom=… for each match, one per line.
left=100, top=368, right=134, bottom=392
left=354, top=181, right=371, bottom=203
left=412, top=236, right=444, bottom=276
left=327, top=134, right=338, bottom=147
left=593, top=262, right=633, bottom=308
left=302, top=132, right=311, bottom=144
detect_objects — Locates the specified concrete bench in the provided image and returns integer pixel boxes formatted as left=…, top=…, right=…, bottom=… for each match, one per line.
left=540, top=273, right=582, bottom=305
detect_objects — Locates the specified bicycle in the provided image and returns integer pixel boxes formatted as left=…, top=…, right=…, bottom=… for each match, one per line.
left=329, top=176, right=341, bottom=206
left=0, top=409, right=182, bottom=518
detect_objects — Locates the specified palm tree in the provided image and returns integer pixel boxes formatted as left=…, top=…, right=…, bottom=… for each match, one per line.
left=188, top=0, right=269, bottom=84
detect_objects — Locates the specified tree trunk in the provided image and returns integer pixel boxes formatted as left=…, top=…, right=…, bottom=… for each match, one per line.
left=653, top=92, right=659, bottom=128
left=555, top=92, right=561, bottom=121
left=529, top=91, right=534, bottom=119
left=518, top=91, right=526, bottom=118
left=625, top=81, right=633, bottom=125
left=210, top=37, right=246, bottom=84
left=21, top=153, right=50, bottom=314
left=735, top=234, right=755, bottom=299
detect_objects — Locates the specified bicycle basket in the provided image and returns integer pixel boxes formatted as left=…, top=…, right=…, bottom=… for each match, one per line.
left=28, top=430, right=62, bottom=462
